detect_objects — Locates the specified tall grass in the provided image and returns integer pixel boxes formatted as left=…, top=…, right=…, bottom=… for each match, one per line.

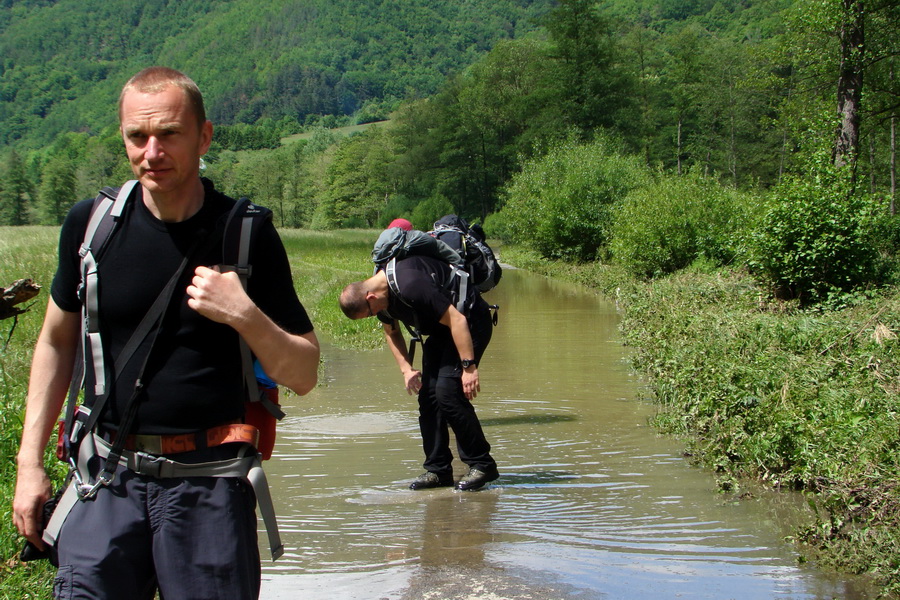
left=0, top=226, right=62, bottom=598
left=280, top=227, right=384, bottom=349
left=0, top=225, right=383, bottom=597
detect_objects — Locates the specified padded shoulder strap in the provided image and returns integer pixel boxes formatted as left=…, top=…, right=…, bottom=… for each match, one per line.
left=78, top=181, right=139, bottom=396
left=220, top=198, right=284, bottom=420
left=384, top=258, right=425, bottom=364
left=221, top=197, right=273, bottom=278
left=64, top=181, right=139, bottom=447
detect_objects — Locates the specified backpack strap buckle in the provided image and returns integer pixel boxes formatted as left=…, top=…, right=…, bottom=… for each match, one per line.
left=73, top=469, right=113, bottom=500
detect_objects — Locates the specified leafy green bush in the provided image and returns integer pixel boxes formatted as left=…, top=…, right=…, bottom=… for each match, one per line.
left=498, top=135, right=650, bottom=261
left=482, top=210, right=515, bottom=243
left=609, top=169, right=759, bottom=278
left=378, top=194, right=420, bottom=229
left=409, top=195, right=454, bottom=231
left=746, top=162, right=884, bottom=304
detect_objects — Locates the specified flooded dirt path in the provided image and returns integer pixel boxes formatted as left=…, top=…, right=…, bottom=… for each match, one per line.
left=260, top=268, right=875, bottom=599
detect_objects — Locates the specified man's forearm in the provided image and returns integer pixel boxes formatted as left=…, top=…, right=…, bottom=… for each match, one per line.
left=239, top=308, right=320, bottom=396
left=383, top=325, right=414, bottom=373
left=18, top=302, right=78, bottom=466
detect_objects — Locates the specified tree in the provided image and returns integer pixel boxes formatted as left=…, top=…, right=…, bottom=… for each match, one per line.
left=318, top=128, right=396, bottom=227
left=543, top=0, right=631, bottom=135
left=0, top=151, right=33, bottom=225
left=38, top=154, right=78, bottom=225
left=783, top=0, right=899, bottom=181
left=499, top=134, right=650, bottom=261
left=661, top=23, right=707, bottom=174
left=437, top=39, right=561, bottom=220
left=833, top=0, right=865, bottom=168
left=620, top=22, right=665, bottom=165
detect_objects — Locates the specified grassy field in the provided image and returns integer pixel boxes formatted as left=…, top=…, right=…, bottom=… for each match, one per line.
left=0, top=227, right=63, bottom=598
left=279, top=121, right=388, bottom=146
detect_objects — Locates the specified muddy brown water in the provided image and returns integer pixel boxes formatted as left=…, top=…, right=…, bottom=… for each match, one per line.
left=260, top=268, right=876, bottom=599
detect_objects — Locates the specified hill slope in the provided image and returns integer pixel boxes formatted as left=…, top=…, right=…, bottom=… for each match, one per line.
left=0, top=0, right=553, bottom=149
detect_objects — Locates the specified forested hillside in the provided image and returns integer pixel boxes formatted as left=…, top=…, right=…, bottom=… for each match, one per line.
left=1, top=0, right=898, bottom=244
left=0, top=0, right=553, bottom=148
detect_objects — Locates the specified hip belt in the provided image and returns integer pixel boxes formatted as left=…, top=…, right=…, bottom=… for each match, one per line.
left=43, top=431, right=283, bottom=560
left=99, top=422, right=260, bottom=455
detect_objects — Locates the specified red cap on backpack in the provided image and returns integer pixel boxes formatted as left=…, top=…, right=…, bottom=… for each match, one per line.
left=388, top=218, right=413, bottom=231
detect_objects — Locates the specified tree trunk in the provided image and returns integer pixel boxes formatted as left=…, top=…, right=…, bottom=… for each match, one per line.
left=869, top=136, right=876, bottom=193
left=892, top=64, right=897, bottom=215
left=833, top=0, right=865, bottom=169
left=676, top=118, right=683, bottom=175
left=891, top=112, right=896, bottom=215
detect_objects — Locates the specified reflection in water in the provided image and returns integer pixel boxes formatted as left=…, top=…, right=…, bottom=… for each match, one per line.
left=260, top=269, right=875, bottom=599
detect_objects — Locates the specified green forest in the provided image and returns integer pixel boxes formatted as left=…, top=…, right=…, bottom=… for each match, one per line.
left=2, top=0, right=898, bottom=276
left=4, top=0, right=900, bottom=592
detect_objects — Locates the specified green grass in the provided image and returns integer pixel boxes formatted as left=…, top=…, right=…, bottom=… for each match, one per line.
left=0, top=227, right=65, bottom=598
left=280, top=227, right=384, bottom=350
left=279, top=121, right=388, bottom=146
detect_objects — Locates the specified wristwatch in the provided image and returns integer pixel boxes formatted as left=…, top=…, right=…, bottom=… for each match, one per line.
left=460, top=359, right=476, bottom=369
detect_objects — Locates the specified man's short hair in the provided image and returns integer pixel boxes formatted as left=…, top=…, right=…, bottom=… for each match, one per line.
left=118, top=66, right=207, bottom=129
left=339, top=282, right=369, bottom=319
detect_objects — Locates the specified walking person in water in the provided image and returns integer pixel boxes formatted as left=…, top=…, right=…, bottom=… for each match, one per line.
left=13, top=66, right=319, bottom=599
left=339, top=254, right=499, bottom=491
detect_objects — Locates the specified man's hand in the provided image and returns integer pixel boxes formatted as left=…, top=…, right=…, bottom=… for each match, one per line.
left=404, top=369, right=423, bottom=395
left=13, top=464, right=52, bottom=550
left=462, top=366, right=480, bottom=400
left=186, top=266, right=252, bottom=326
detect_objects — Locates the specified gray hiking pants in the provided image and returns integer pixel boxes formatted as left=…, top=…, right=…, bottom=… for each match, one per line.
left=52, top=445, right=260, bottom=600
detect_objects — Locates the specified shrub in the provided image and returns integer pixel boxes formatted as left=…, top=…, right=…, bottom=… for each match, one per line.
left=482, top=210, right=515, bottom=243
left=745, top=161, right=884, bottom=304
left=609, top=168, right=760, bottom=278
left=409, top=194, right=454, bottom=231
left=498, top=134, right=650, bottom=261
left=379, top=194, right=419, bottom=229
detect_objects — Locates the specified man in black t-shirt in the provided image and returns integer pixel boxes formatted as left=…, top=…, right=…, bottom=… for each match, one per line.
left=13, top=67, right=319, bottom=599
left=340, top=255, right=499, bottom=492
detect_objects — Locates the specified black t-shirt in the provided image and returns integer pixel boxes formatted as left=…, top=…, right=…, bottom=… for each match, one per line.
left=376, top=256, right=453, bottom=335
left=52, top=179, right=313, bottom=434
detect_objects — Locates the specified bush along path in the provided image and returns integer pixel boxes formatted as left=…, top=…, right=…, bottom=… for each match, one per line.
left=501, top=246, right=900, bottom=595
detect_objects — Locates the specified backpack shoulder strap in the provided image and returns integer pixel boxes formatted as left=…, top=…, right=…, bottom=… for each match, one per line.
left=80, top=181, right=137, bottom=260
left=383, top=258, right=411, bottom=309
left=385, top=257, right=434, bottom=365
left=220, top=198, right=284, bottom=420
left=63, top=181, right=139, bottom=447
left=221, top=197, right=273, bottom=287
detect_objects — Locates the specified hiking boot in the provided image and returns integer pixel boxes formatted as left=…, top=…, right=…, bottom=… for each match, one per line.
left=409, top=471, right=454, bottom=490
left=455, top=466, right=499, bottom=491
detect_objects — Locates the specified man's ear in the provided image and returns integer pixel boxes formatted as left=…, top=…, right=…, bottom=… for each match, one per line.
left=199, top=120, right=213, bottom=155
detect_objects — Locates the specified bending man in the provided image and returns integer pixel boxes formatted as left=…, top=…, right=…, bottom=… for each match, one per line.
left=340, top=254, right=498, bottom=491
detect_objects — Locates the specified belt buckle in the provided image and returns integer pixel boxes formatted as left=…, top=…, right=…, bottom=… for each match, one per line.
left=134, top=452, right=167, bottom=478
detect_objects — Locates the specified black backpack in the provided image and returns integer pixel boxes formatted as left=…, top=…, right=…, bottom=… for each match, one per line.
left=371, top=215, right=502, bottom=305
left=371, top=218, right=501, bottom=363
left=430, top=215, right=502, bottom=293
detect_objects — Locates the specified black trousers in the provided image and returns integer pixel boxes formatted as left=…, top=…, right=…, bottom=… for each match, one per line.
left=417, top=299, right=496, bottom=475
